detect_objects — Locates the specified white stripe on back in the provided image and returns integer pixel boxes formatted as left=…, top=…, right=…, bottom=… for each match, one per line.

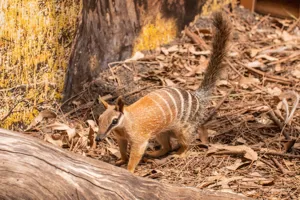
left=184, top=91, right=192, bottom=122
left=150, top=97, right=167, bottom=124
left=192, top=95, right=200, bottom=118
left=171, top=88, right=184, bottom=121
left=161, top=89, right=178, bottom=120
left=152, top=91, right=173, bottom=122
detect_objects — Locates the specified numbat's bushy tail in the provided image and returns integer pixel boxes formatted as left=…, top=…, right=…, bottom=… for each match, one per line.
left=96, top=12, right=231, bottom=173
left=199, top=12, right=231, bottom=94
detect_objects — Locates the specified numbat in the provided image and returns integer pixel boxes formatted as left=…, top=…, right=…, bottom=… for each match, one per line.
left=96, top=12, right=231, bottom=173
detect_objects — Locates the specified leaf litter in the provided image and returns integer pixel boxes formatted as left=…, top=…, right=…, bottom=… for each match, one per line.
left=12, top=6, right=300, bottom=200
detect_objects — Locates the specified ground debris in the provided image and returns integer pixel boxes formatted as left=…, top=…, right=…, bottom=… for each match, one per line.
left=17, top=6, right=300, bottom=200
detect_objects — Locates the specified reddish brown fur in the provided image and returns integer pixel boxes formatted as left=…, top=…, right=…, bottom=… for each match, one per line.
left=96, top=12, right=231, bottom=173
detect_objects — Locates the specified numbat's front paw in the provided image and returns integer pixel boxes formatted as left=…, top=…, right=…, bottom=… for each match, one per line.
left=145, top=150, right=161, bottom=157
left=170, top=151, right=189, bottom=159
left=115, top=159, right=127, bottom=166
left=146, top=150, right=169, bottom=158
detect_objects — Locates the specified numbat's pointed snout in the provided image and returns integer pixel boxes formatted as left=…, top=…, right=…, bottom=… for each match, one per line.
left=95, top=133, right=107, bottom=142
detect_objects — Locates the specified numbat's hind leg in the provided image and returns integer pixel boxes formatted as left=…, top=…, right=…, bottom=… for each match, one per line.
left=173, top=127, right=192, bottom=157
left=146, top=131, right=172, bottom=158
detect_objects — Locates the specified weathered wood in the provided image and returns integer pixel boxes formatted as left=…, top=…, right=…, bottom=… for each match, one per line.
left=0, top=128, right=251, bottom=200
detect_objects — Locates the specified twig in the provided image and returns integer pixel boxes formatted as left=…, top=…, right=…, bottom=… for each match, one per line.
left=59, top=90, right=86, bottom=109
left=271, top=158, right=288, bottom=174
left=250, top=15, right=269, bottom=33
left=1, top=101, right=21, bottom=122
left=287, top=17, right=300, bottom=33
left=185, top=28, right=209, bottom=50
left=202, top=88, right=234, bottom=125
left=267, top=51, right=300, bottom=66
left=267, top=110, right=291, bottom=140
left=258, top=151, right=300, bottom=159
left=64, top=101, right=94, bottom=117
left=226, top=59, right=242, bottom=77
left=238, top=61, right=294, bottom=85
left=210, top=150, right=246, bottom=156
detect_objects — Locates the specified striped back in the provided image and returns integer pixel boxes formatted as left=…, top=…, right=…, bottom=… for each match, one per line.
left=145, top=87, right=204, bottom=124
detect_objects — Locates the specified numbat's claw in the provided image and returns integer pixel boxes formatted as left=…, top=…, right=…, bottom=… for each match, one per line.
left=115, top=159, right=127, bottom=166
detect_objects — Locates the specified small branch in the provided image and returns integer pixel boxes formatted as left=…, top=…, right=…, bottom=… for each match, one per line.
left=202, top=88, right=233, bottom=125
left=287, top=18, right=300, bottom=33
left=226, top=59, right=242, bottom=77
left=267, top=51, right=300, bottom=66
left=271, top=158, right=288, bottom=174
left=185, top=28, right=209, bottom=50
left=210, top=150, right=246, bottom=156
left=237, top=61, right=295, bottom=85
left=267, top=110, right=291, bottom=141
left=1, top=101, right=21, bottom=122
left=258, top=151, right=300, bottom=159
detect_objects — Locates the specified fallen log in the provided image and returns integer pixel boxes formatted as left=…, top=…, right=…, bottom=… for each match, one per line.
left=0, top=128, right=251, bottom=200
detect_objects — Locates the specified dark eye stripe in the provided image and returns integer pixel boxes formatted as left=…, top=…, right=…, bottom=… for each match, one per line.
left=103, top=113, right=123, bottom=135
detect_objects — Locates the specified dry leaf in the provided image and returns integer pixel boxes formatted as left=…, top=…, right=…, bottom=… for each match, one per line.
left=248, top=172, right=262, bottom=177
left=47, top=122, right=76, bottom=140
left=167, top=45, right=178, bottom=52
left=236, top=137, right=247, bottom=144
left=226, top=159, right=250, bottom=171
left=188, top=45, right=210, bottom=55
left=208, top=176, right=244, bottom=189
left=164, top=78, right=176, bottom=86
left=44, top=134, right=63, bottom=147
left=228, top=52, right=238, bottom=57
left=266, top=87, right=282, bottom=96
left=125, top=51, right=144, bottom=62
left=72, top=100, right=81, bottom=106
left=291, top=69, right=300, bottom=78
left=161, top=47, right=169, bottom=55
left=156, top=55, right=166, bottom=60
left=256, top=54, right=278, bottom=61
left=86, top=119, right=98, bottom=132
left=26, top=110, right=56, bottom=130
left=208, top=144, right=258, bottom=161
left=216, top=80, right=229, bottom=86
left=107, top=147, right=121, bottom=159
left=281, top=31, right=298, bottom=42
left=256, top=113, right=273, bottom=125
left=239, top=76, right=260, bottom=89
left=246, top=60, right=263, bottom=68
left=274, top=64, right=282, bottom=72
left=250, top=49, right=259, bottom=57
left=257, top=179, right=274, bottom=186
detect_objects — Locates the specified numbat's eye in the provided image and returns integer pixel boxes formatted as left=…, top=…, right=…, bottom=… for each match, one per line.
left=111, top=118, right=118, bottom=125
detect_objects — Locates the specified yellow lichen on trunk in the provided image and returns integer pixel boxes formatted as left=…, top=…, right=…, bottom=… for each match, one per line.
left=0, top=0, right=81, bottom=129
left=133, top=13, right=177, bottom=53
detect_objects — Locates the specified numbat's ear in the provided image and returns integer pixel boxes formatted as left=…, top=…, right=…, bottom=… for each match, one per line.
left=115, top=96, right=124, bottom=113
left=98, top=96, right=109, bottom=109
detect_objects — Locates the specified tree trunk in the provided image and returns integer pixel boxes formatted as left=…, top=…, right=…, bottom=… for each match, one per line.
left=63, top=0, right=206, bottom=100
left=0, top=128, right=252, bottom=200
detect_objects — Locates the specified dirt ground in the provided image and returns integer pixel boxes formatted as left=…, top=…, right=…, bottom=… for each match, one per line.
left=13, top=6, right=300, bottom=200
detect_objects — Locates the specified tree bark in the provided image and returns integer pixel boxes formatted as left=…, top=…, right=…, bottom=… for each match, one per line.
left=63, top=0, right=206, bottom=101
left=0, top=128, right=252, bottom=200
